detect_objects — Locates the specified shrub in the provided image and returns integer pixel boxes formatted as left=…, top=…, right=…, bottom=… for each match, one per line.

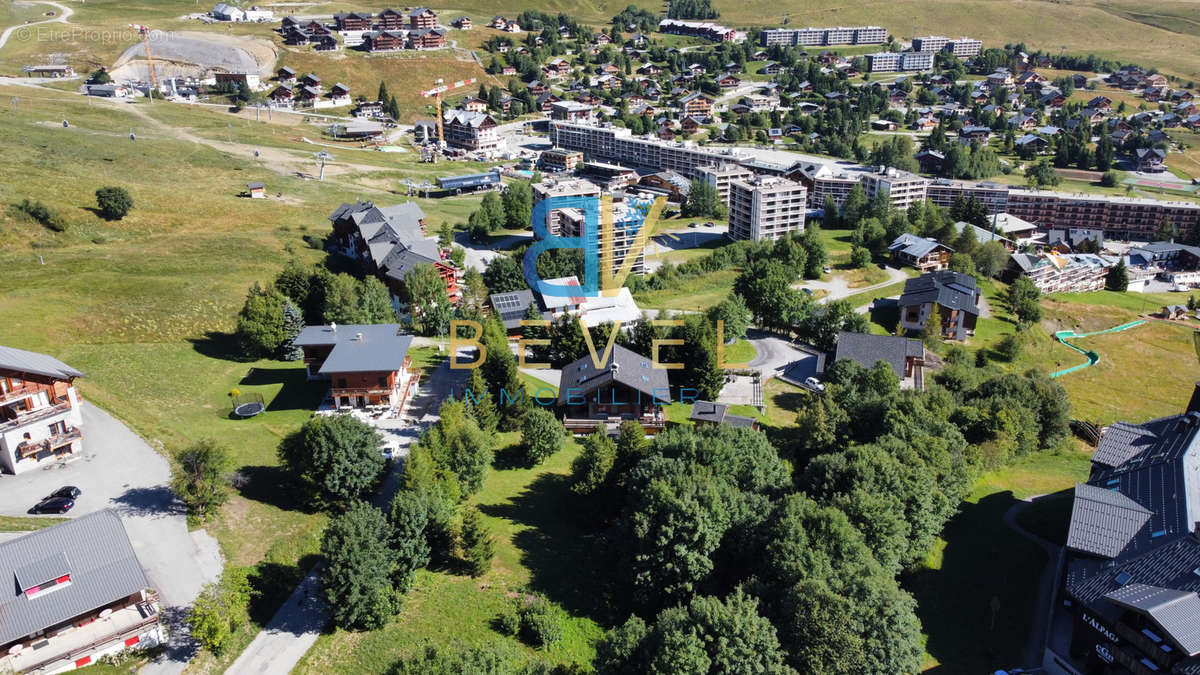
left=1100, top=171, right=1118, bottom=187
left=494, top=607, right=520, bottom=636
left=994, top=334, right=1022, bottom=362
left=849, top=246, right=872, bottom=268
left=95, top=186, right=133, bottom=220
left=11, top=199, right=67, bottom=232
left=517, top=595, right=562, bottom=648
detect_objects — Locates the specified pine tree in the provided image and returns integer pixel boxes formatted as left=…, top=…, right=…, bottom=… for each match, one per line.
left=460, top=505, right=494, bottom=577
left=378, top=81, right=389, bottom=103
left=279, top=300, right=305, bottom=360
left=462, top=369, right=498, bottom=434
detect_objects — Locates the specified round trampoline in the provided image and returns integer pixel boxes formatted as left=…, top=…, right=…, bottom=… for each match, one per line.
left=231, top=392, right=266, bottom=418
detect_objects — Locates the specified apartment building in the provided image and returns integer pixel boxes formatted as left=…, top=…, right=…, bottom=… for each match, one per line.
left=926, top=179, right=1010, bottom=213
left=1006, top=252, right=1114, bottom=293
left=1005, top=191, right=1200, bottom=239
left=946, top=38, right=983, bottom=57
left=728, top=176, right=807, bottom=241
left=911, top=35, right=949, bottom=52
left=0, top=346, right=84, bottom=475
left=531, top=179, right=646, bottom=276
left=867, top=50, right=934, bottom=72
left=760, top=25, right=887, bottom=47
left=861, top=167, right=929, bottom=210
left=540, top=148, right=582, bottom=172
left=442, top=109, right=499, bottom=151
left=697, top=163, right=755, bottom=205
left=900, top=51, right=935, bottom=71
left=549, top=121, right=744, bottom=179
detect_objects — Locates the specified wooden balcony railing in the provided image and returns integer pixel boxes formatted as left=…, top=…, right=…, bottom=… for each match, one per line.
left=0, top=401, right=72, bottom=432
left=0, top=382, right=49, bottom=406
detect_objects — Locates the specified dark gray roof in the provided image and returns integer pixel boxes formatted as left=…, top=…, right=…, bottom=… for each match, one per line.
left=0, top=510, right=150, bottom=645
left=898, top=270, right=980, bottom=316
left=688, top=400, right=757, bottom=428
left=557, top=344, right=670, bottom=404
left=1092, top=422, right=1160, bottom=468
left=888, top=233, right=945, bottom=259
left=833, top=331, right=922, bottom=379
left=1066, top=482, right=1153, bottom=558
left=0, top=344, right=84, bottom=380
left=489, top=289, right=541, bottom=330
left=1104, top=583, right=1200, bottom=655
left=293, top=324, right=412, bottom=374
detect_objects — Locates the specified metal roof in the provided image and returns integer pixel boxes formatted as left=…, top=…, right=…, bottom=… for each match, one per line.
left=293, top=324, right=413, bottom=374
left=489, top=290, right=542, bottom=330
left=1092, top=422, right=1160, bottom=468
left=0, top=344, right=84, bottom=380
left=833, top=331, right=922, bottom=380
left=688, top=400, right=757, bottom=428
left=898, top=270, right=980, bottom=316
left=888, top=233, right=945, bottom=260
left=1066, top=482, right=1153, bottom=558
left=437, top=170, right=502, bottom=190
left=0, top=510, right=150, bottom=645
left=557, top=344, right=670, bottom=405
left=1104, top=583, right=1200, bottom=655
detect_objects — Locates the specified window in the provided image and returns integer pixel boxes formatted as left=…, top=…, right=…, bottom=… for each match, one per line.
left=48, top=421, right=66, bottom=436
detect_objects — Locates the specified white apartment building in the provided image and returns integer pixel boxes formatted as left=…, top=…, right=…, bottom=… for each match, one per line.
left=759, top=25, right=886, bottom=47
left=911, top=36, right=949, bottom=52
left=729, top=176, right=807, bottom=241
left=862, top=167, right=930, bottom=210
left=697, top=163, right=755, bottom=205
left=946, top=38, right=983, bottom=57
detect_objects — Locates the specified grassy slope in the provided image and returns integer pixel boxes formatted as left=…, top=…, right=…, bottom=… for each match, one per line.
left=296, top=438, right=604, bottom=673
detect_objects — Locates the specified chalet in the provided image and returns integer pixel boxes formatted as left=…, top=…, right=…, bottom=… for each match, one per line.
left=832, top=331, right=926, bottom=390
left=276, top=66, right=297, bottom=82
left=1015, top=133, right=1049, bottom=153
left=680, top=116, right=703, bottom=133
left=378, top=8, right=405, bottom=30
left=269, top=84, right=294, bottom=105
left=898, top=270, right=981, bottom=341
left=1136, top=147, right=1167, bottom=172
left=442, top=109, right=500, bottom=150
left=0, top=511, right=165, bottom=673
left=960, top=125, right=992, bottom=142
left=557, top=344, right=669, bottom=434
left=0, top=345, right=84, bottom=475
left=915, top=149, right=944, bottom=173
left=536, top=92, right=561, bottom=112
left=328, top=83, right=351, bottom=105
left=1008, top=114, right=1037, bottom=131
left=539, top=148, right=583, bottom=172
left=327, top=200, right=459, bottom=304
left=871, top=119, right=898, bottom=131
left=760, top=61, right=784, bottom=75
left=299, top=72, right=321, bottom=89
left=594, top=32, right=611, bottom=45
left=408, top=7, right=437, bottom=30
left=490, top=15, right=508, bottom=30
left=717, top=74, right=741, bottom=89
left=638, top=170, right=690, bottom=202
left=1087, top=95, right=1113, bottom=111
left=629, top=33, right=649, bottom=48
left=297, top=85, right=321, bottom=104
left=462, top=97, right=487, bottom=113
left=295, top=324, right=416, bottom=410
left=1007, top=252, right=1113, bottom=293
left=549, top=100, right=593, bottom=122
left=528, top=80, right=549, bottom=95
left=986, top=69, right=1014, bottom=87
left=678, top=91, right=714, bottom=118
left=598, top=62, right=619, bottom=75
left=333, top=12, right=372, bottom=31
left=506, top=22, right=521, bottom=33
left=912, top=116, right=938, bottom=131
left=409, top=28, right=446, bottom=49
left=501, top=66, right=517, bottom=76
left=364, top=30, right=406, bottom=52
left=889, top=233, right=953, bottom=272
left=753, top=50, right=768, bottom=60
left=688, top=400, right=757, bottom=429
left=453, top=16, right=471, bottom=30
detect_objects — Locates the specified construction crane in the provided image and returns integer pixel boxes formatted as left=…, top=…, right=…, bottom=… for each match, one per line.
left=421, top=77, right=477, bottom=148
left=128, top=24, right=159, bottom=98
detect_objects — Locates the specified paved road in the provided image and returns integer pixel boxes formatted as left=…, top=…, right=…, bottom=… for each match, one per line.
left=226, top=346, right=473, bottom=675
left=455, top=230, right=531, bottom=272
left=0, top=1, right=73, bottom=51
left=746, top=329, right=807, bottom=381
left=0, top=403, right=223, bottom=675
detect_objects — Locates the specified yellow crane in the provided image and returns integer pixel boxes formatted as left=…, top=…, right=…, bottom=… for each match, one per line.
left=128, top=24, right=158, bottom=97
left=421, top=77, right=477, bottom=148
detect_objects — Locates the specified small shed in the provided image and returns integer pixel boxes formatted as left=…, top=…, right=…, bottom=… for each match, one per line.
left=1163, top=305, right=1189, bottom=320
left=247, top=182, right=266, bottom=198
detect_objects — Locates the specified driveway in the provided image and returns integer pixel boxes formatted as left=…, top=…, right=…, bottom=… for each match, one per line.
left=455, top=230, right=531, bottom=272
left=226, top=344, right=474, bottom=675
left=0, top=1, right=73, bottom=51
left=0, top=403, right=223, bottom=675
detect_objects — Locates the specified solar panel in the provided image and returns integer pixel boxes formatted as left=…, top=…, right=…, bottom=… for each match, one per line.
left=1116, top=572, right=1133, bottom=585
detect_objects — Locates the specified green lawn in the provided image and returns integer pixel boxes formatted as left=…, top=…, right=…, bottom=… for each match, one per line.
left=908, top=445, right=1093, bottom=672
left=633, top=268, right=738, bottom=312
left=721, top=338, right=757, bottom=366
left=0, top=515, right=68, bottom=532
left=296, top=439, right=604, bottom=674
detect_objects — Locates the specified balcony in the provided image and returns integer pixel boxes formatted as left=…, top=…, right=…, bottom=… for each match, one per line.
left=16, top=427, right=81, bottom=460
left=0, top=382, right=49, bottom=406
left=6, top=600, right=160, bottom=674
left=0, top=401, right=72, bottom=432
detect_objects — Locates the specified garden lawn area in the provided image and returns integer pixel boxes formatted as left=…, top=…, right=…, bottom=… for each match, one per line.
left=909, top=445, right=1093, bottom=671
left=295, top=439, right=605, bottom=674
left=721, top=338, right=756, bottom=366
left=633, top=268, right=738, bottom=312
left=840, top=279, right=909, bottom=310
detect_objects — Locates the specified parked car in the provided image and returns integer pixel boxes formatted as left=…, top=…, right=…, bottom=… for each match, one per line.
left=804, top=376, right=825, bottom=392
left=47, top=486, right=81, bottom=500
left=822, top=265, right=831, bottom=273
left=30, top=497, right=74, bottom=514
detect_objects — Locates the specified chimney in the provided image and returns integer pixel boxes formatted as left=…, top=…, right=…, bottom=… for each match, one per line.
left=330, top=322, right=337, bottom=333
left=355, top=332, right=364, bottom=341
left=1189, top=382, right=1200, bottom=414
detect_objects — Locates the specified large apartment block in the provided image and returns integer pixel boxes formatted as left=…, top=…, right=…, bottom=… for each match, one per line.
left=728, top=176, right=807, bottom=242
left=532, top=179, right=646, bottom=276
left=442, top=110, right=499, bottom=151
left=911, top=35, right=948, bottom=52
left=550, top=122, right=743, bottom=179
left=946, top=37, right=983, bottom=57
left=867, top=50, right=935, bottom=72
left=697, top=163, right=755, bottom=205
left=760, top=25, right=886, bottom=47
left=861, top=168, right=929, bottom=210
left=0, top=346, right=84, bottom=475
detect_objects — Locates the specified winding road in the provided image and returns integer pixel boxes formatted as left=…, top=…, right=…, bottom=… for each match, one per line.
left=0, top=0, right=73, bottom=51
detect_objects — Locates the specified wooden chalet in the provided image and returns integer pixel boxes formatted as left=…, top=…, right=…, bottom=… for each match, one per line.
left=409, top=28, right=446, bottom=50
left=333, top=12, right=371, bottom=31
left=0, top=345, right=85, bottom=475
left=364, top=30, right=406, bottom=51
left=557, top=344, right=669, bottom=434
left=378, top=8, right=405, bottom=30
left=294, top=324, right=417, bottom=410
left=408, top=7, right=438, bottom=30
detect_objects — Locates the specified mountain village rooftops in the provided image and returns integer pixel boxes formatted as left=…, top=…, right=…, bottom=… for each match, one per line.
left=293, top=324, right=412, bottom=374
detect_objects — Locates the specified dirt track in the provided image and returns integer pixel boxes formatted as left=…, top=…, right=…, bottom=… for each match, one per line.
left=110, top=31, right=278, bottom=81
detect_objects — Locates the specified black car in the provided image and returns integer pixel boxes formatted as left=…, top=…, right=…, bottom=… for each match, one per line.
left=30, top=497, right=74, bottom=514
left=47, top=486, right=81, bottom=500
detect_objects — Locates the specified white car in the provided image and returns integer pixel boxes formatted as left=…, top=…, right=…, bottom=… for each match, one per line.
left=804, top=377, right=825, bottom=392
